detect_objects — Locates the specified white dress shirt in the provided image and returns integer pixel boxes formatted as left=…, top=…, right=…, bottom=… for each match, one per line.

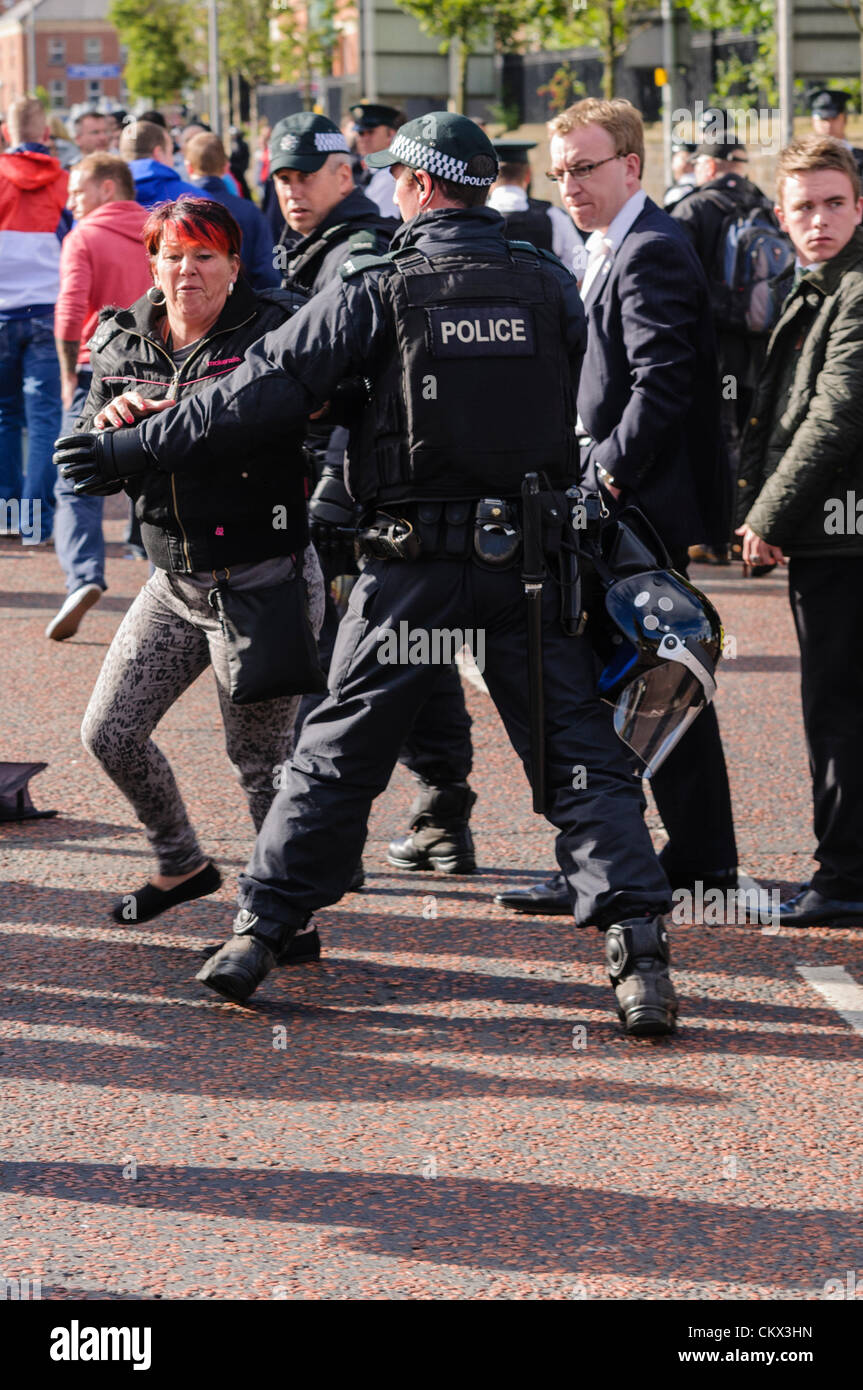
left=579, top=188, right=647, bottom=301
left=486, top=183, right=582, bottom=274
left=364, top=166, right=400, bottom=222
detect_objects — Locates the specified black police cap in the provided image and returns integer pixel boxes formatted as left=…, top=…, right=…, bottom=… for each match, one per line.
left=491, top=139, right=537, bottom=165
left=811, top=88, right=852, bottom=118
left=269, top=112, right=350, bottom=174
left=350, top=103, right=402, bottom=132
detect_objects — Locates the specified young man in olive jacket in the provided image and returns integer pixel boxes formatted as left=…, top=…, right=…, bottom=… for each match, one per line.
left=736, top=135, right=863, bottom=925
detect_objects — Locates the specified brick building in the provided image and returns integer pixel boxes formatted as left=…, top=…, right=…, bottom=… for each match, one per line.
left=0, top=0, right=123, bottom=118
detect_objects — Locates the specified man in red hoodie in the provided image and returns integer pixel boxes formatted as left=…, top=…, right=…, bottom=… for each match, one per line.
left=0, top=98, right=67, bottom=545
left=47, top=152, right=151, bottom=640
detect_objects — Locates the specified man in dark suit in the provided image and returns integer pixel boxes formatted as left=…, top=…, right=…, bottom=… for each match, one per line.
left=497, top=97, right=739, bottom=914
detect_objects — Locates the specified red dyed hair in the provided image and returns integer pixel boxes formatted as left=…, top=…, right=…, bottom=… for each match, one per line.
left=142, top=196, right=242, bottom=259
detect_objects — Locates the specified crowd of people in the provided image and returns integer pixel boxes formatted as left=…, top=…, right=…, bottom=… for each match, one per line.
left=4, top=81, right=863, bottom=1035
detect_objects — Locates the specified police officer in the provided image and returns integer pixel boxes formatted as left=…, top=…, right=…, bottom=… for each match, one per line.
left=56, top=113, right=678, bottom=1036
left=271, top=112, right=478, bottom=879
left=672, top=132, right=776, bottom=563
left=487, top=139, right=584, bottom=273
left=809, top=88, right=863, bottom=178
left=663, top=140, right=697, bottom=210
left=349, top=102, right=406, bottom=222
left=270, top=111, right=397, bottom=293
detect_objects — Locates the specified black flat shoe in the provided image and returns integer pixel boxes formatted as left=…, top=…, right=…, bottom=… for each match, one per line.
left=778, top=886, right=863, bottom=927
left=493, top=872, right=571, bottom=915
left=111, top=861, right=222, bottom=924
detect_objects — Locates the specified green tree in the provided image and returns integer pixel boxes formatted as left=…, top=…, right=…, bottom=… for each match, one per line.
left=273, top=0, right=337, bottom=111
left=395, top=0, right=560, bottom=113
left=217, top=0, right=274, bottom=131
left=543, top=0, right=657, bottom=101
left=687, top=0, right=777, bottom=108
left=109, top=0, right=194, bottom=106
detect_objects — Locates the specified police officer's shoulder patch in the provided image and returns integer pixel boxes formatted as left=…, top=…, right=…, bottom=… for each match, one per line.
left=346, top=229, right=379, bottom=256
left=339, top=251, right=394, bottom=281
left=509, top=240, right=567, bottom=272
left=506, top=239, right=540, bottom=257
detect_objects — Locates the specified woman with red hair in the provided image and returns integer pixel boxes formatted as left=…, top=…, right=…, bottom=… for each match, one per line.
left=71, top=197, right=324, bottom=926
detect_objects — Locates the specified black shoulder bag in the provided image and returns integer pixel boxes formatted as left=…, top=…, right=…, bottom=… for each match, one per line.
left=208, top=555, right=327, bottom=705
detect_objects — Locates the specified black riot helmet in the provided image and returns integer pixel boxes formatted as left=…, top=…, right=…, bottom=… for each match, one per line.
left=596, top=569, right=723, bottom=778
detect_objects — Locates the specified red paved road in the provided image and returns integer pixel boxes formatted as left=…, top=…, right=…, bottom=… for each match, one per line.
left=1, top=511, right=861, bottom=1300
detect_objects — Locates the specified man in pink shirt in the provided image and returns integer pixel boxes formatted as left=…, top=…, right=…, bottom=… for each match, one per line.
left=48, top=153, right=151, bottom=640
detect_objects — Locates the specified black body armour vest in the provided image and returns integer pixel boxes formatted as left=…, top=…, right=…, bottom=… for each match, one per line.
left=499, top=197, right=554, bottom=252
left=346, top=243, right=578, bottom=506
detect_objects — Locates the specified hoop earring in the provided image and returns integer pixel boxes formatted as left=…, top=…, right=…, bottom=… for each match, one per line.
left=147, top=285, right=165, bottom=305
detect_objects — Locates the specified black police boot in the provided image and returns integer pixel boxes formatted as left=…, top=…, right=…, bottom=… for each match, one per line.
left=195, top=909, right=296, bottom=1002
left=387, top=781, right=477, bottom=874
left=604, top=916, right=678, bottom=1037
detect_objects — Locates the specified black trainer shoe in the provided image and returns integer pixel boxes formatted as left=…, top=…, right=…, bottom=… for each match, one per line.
left=604, top=916, right=678, bottom=1037
left=387, top=780, right=477, bottom=874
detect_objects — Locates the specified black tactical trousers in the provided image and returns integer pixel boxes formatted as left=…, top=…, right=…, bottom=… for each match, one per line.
left=239, top=556, right=671, bottom=931
left=299, top=556, right=473, bottom=787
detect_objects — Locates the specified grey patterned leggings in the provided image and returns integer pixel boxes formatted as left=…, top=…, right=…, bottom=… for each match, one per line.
left=81, top=550, right=326, bottom=876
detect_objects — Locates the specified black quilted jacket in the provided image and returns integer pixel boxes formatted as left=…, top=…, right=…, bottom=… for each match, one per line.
left=78, top=276, right=309, bottom=572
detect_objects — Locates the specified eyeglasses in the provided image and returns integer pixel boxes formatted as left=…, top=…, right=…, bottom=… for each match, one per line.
left=546, top=153, right=623, bottom=184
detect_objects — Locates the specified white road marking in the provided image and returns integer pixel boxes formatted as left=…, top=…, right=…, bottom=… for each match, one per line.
left=456, top=643, right=488, bottom=693
left=796, top=965, right=863, bottom=1036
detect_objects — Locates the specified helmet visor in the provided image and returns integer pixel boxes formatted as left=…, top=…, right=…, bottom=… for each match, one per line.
left=612, top=663, right=706, bottom=779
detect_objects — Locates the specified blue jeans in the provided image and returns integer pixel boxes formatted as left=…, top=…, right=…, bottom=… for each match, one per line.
left=0, top=312, right=62, bottom=541
left=53, top=370, right=106, bottom=593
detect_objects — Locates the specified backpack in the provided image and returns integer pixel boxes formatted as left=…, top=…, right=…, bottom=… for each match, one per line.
left=703, top=189, right=795, bottom=335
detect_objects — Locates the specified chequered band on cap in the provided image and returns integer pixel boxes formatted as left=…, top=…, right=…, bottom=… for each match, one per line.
left=314, top=132, right=350, bottom=152
left=387, top=132, right=495, bottom=185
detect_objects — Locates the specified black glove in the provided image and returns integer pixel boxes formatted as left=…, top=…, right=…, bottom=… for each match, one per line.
left=53, top=430, right=148, bottom=497
left=308, top=470, right=360, bottom=563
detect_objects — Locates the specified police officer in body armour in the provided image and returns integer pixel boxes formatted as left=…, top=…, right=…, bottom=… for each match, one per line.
left=672, top=133, right=777, bottom=563
left=271, top=112, right=480, bottom=881
left=56, top=114, right=678, bottom=1036
left=809, top=89, right=863, bottom=179
left=349, top=102, right=405, bottom=222
left=487, top=139, right=584, bottom=273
